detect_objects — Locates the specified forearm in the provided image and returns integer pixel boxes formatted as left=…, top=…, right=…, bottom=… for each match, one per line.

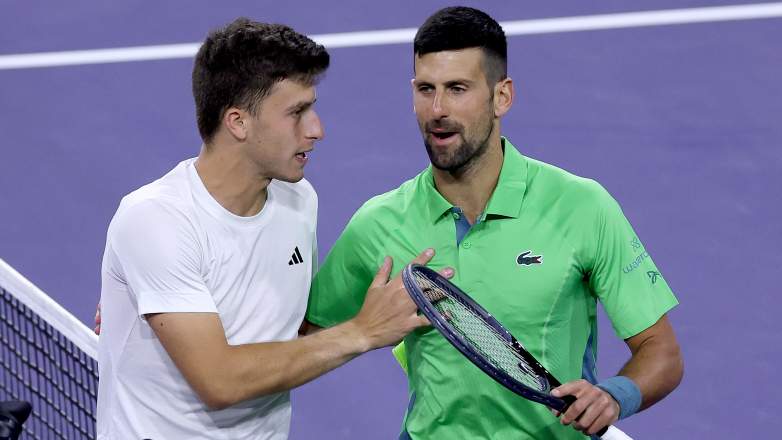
left=618, top=325, right=683, bottom=411
left=207, top=320, right=367, bottom=408
left=153, top=251, right=435, bottom=410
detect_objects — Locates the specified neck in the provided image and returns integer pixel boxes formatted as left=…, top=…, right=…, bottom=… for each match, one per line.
left=432, top=133, right=504, bottom=224
left=194, top=142, right=270, bottom=217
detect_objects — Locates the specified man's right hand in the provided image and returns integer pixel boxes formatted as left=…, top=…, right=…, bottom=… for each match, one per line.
left=349, top=248, right=453, bottom=351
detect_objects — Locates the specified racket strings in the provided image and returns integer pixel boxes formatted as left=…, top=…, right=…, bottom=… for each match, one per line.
left=413, top=273, right=548, bottom=392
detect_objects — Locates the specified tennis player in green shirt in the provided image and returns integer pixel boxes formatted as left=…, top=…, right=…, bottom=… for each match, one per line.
left=305, top=7, right=683, bottom=439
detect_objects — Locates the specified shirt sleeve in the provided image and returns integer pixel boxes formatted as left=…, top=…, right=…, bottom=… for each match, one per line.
left=108, top=198, right=217, bottom=316
left=586, top=184, right=678, bottom=339
left=306, top=209, right=376, bottom=328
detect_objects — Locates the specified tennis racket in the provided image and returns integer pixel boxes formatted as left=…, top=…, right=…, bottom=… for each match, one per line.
left=401, top=264, right=632, bottom=440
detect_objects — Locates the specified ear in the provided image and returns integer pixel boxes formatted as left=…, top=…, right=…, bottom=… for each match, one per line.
left=493, top=77, right=514, bottom=118
left=223, top=107, right=248, bottom=141
left=411, top=78, right=418, bottom=114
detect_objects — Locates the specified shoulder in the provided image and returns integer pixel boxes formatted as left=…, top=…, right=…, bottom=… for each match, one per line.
left=525, top=156, right=617, bottom=215
left=109, top=161, right=197, bottom=238
left=347, top=172, right=422, bottom=231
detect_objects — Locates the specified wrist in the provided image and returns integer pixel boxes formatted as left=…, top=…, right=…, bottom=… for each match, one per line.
left=596, top=376, right=642, bottom=420
left=338, top=319, right=373, bottom=354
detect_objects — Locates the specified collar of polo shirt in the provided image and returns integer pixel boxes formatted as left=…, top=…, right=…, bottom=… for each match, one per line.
left=420, top=137, right=529, bottom=224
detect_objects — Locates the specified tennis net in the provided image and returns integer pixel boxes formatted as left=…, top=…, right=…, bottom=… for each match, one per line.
left=0, top=258, right=98, bottom=439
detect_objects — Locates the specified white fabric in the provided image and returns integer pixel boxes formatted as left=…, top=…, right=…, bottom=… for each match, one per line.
left=97, top=158, right=317, bottom=440
left=601, top=426, right=635, bottom=440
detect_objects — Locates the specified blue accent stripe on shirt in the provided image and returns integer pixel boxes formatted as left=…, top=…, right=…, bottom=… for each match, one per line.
left=581, top=327, right=598, bottom=385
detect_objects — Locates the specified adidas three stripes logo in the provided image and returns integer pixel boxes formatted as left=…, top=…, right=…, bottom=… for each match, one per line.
left=288, top=246, right=304, bottom=266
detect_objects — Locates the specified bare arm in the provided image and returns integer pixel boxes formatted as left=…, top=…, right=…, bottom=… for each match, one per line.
left=617, top=314, right=683, bottom=410
left=553, top=314, right=683, bottom=435
left=148, top=311, right=370, bottom=409
left=148, top=250, right=445, bottom=410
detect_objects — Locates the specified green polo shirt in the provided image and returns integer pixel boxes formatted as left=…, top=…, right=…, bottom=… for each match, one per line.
left=306, top=139, right=677, bottom=439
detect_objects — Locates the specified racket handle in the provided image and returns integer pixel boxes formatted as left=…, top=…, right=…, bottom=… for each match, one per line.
left=599, top=425, right=634, bottom=440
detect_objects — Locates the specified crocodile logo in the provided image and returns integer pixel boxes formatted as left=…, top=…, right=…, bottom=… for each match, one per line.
left=516, top=251, right=543, bottom=266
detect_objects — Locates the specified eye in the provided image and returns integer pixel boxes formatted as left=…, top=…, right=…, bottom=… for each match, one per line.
left=291, top=106, right=307, bottom=118
left=450, top=85, right=466, bottom=94
left=417, top=84, right=434, bottom=93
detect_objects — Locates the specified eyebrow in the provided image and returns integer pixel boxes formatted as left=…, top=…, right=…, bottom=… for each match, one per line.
left=445, top=79, right=474, bottom=87
left=286, top=98, right=317, bottom=113
left=413, top=78, right=475, bottom=87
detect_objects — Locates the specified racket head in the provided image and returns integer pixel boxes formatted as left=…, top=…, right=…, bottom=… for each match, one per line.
left=402, top=263, right=569, bottom=411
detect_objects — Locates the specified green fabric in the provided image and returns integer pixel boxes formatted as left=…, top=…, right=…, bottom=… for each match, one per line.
left=392, top=341, right=408, bottom=374
left=307, top=139, right=677, bottom=439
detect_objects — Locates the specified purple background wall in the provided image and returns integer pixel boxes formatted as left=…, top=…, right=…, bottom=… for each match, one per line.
left=1, top=1, right=780, bottom=438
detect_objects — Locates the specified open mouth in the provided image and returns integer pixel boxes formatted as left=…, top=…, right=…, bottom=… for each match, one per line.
left=431, top=132, right=457, bottom=141
left=295, top=152, right=308, bottom=159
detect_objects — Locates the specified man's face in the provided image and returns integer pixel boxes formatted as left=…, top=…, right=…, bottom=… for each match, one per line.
left=243, top=79, right=324, bottom=183
left=412, top=48, right=496, bottom=174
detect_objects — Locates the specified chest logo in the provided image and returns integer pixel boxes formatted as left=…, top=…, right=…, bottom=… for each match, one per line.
left=516, top=250, right=543, bottom=266
left=288, top=246, right=304, bottom=266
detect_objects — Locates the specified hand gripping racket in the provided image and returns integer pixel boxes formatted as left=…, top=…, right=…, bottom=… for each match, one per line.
left=402, top=264, right=633, bottom=440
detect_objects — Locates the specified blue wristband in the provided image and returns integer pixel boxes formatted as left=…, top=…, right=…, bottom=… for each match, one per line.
left=596, top=376, right=642, bottom=420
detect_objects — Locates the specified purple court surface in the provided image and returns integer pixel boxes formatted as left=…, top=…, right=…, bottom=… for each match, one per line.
left=1, top=1, right=780, bottom=438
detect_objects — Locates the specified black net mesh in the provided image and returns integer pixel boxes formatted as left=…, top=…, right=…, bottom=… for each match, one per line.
left=0, top=287, right=98, bottom=439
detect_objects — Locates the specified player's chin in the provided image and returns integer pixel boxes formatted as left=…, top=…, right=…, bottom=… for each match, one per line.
left=270, top=159, right=306, bottom=183
left=275, top=171, right=306, bottom=183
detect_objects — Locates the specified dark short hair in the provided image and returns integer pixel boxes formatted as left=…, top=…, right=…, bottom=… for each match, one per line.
left=414, top=6, right=507, bottom=85
left=192, top=18, right=330, bottom=143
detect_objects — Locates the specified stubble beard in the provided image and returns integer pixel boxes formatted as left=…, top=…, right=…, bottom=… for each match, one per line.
left=422, top=109, right=495, bottom=176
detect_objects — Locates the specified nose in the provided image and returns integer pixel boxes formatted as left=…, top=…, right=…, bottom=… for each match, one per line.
left=305, top=111, right=324, bottom=141
left=431, top=90, right=448, bottom=119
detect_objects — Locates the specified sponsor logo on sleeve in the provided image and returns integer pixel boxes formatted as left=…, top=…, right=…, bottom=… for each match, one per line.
left=623, top=236, right=651, bottom=274
left=623, top=251, right=649, bottom=274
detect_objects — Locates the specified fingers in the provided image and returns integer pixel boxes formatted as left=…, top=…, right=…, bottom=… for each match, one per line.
left=551, top=380, right=581, bottom=405
left=552, top=380, right=619, bottom=435
left=409, top=248, right=435, bottom=266
left=415, top=314, right=431, bottom=328
left=439, top=267, right=455, bottom=279
left=371, top=249, right=451, bottom=292
left=572, top=394, right=604, bottom=433
left=552, top=380, right=589, bottom=426
left=581, top=399, right=617, bottom=435
left=369, top=256, right=393, bottom=288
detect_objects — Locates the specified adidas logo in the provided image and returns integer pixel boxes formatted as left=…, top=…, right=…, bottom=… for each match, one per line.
left=288, top=246, right=304, bottom=266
